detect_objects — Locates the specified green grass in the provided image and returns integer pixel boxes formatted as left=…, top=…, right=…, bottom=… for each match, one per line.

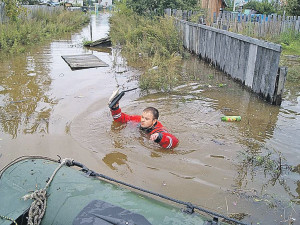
left=277, top=31, right=300, bottom=81
left=0, top=9, right=90, bottom=55
left=109, top=3, right=183, bottom=91
left=281, top=40, right=300, bottom=56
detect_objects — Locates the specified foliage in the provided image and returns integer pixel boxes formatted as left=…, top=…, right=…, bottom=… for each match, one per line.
left=0, top=9, right=89, bottom=54
left=17, top=0, right=40, bottom=4
left=83, top=0, right=98, bottom=6
left=243, top=0, right=277, bottom=15
left=269, top=29, right=300, bottom=81
left=189, top=9, right=207, bottom=23
left=83, top=0, right=89, bottom=6
left=277, top=29, right=300, bottom=46
left=110, top=2, right=184, bottom=91
left=285, top=0, right=300, bottom=16
left=83, top=40, right=93, bottom=46
left=286, top=65, right=300, bottom=81
left=126, top=0, right=199, bottom=16
left=224, top=0, right=234, bottom=11
left=1, top=0, right=27, bottom=22
left=280, top=40, right=300, bottom=82
left=236, top=149, right=291, bottom=190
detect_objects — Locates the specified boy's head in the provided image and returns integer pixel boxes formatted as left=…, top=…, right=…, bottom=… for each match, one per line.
left=141, top=107, right=159, bottom=128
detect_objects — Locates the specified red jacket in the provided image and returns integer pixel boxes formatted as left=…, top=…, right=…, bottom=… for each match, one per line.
left=111, top=107, right=179, bottom=149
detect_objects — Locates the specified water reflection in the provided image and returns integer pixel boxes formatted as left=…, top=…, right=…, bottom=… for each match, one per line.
left=0, top=52, right=54, bottom=138
left=284, top=80, right=300, bottom=105
left=181, top=56, right=280, bottom=151
left=110, top=123, right=128, bottom=149
left=296, top=181, right=300, bottom=201
left=180, top=55, right=300, bottom=202
left=236, top=149, right=293, bottom=191
left=292, top=165, right=300, bottom=203
left=111, top=47, right=129, bottom=74
left=86, top=46, right=112, bottom=54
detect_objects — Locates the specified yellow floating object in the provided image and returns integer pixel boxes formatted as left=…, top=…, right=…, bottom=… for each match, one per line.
left=221, top=116, right=241, bottom=122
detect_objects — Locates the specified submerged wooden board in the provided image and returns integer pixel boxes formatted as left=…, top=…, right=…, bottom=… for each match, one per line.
left=84, top=37, right=111, bottom=47
left=61, top=54, right=109, bottom=70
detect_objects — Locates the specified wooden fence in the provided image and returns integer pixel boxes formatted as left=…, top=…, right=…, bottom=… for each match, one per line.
left=0, top=4, right=64, bottom=23
left=172, top=16, right=287, bottom=105
left=214, top=12, right=300, bottom=39
left=166, top=9, right=300, bottom=38
left=23, top=5, right=64, bottom=19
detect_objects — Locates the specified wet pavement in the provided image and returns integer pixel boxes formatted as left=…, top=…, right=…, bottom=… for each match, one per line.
left=0, top=13, right=299, bottom=224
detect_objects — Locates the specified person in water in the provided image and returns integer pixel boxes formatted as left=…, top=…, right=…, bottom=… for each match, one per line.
left=110, top=102, right=179, bottom=149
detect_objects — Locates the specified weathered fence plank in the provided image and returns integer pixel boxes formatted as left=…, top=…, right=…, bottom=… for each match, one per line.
left=0, top=2, right=5, bottom=24
left=24, top=5, right=64, bottom=19
left=245, top=44, right=257, bottom=88
left=185, top=22, right=189, bottom=50
left=213, top=32, right=221, bottom=67
left=175, top=19, right=286, bottom=105
left=195, top=26, right=199, bottom=55
left=274, top=67, right=287, bottom=105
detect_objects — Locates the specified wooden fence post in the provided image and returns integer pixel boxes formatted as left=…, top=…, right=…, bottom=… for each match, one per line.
left=177, top=10, right=182, bottom=19
left=0, top=2, right=5, bottom=24
left=295, top=16, right=300, bottom=32
left=274, top=67, right=287, bottom=105
left=165, top=8, right=171, bottom=16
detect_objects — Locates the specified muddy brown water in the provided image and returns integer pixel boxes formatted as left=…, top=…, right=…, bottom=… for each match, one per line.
left=0, top=13, right=299, bottom=224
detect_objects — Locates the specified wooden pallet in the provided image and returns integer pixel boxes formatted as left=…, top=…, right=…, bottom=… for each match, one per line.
left=61, top=54, right=109, bottom=70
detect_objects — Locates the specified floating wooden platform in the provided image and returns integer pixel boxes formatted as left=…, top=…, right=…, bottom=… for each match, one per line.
left=61, top=54, right=109, bottom=70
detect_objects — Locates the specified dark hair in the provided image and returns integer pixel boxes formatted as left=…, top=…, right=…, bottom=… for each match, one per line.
left=143, top=107, right=159, bottom=120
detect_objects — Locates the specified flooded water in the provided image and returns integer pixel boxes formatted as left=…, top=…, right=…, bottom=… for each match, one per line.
left=0, top=13, right=299, bottom=224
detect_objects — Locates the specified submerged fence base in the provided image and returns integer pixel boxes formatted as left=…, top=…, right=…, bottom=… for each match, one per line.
left=175, top=19, right=287, bottom=105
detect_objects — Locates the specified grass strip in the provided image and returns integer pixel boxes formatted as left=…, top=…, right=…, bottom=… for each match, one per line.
left=0, top=9, right=89, bottom=55
left=109, top=3, right=184, bottom=91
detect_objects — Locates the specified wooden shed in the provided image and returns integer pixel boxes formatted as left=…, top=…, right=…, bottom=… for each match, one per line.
left=201, top=0, right=227, bottom=21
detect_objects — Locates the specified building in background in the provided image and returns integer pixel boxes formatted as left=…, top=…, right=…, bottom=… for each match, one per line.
left=50, top=0, right=84, bottom=6
left=233, top=0, right=250, bottom=11
left=97, top=0, right=112, bottom=8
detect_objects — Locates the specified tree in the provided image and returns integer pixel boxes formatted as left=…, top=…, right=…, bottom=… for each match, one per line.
left=285, top=0, right=300, bottom=16
left=126, top=0, right=198, bottom=16
left=243, top=0, right=277, bottom=15
left=224, top=0, right=234, bottom=11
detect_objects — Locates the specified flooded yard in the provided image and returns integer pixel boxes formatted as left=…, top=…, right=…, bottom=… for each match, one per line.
left=0, top=13, right=299, bottom=224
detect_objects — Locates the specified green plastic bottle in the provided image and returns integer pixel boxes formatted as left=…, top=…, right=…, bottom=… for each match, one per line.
left=221, top=116, right=241, bottom=122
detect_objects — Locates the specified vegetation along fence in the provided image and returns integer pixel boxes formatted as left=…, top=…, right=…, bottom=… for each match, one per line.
left=0, top=4, right=64, bottom=23
left=165, top=9, right=287, bottom=105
